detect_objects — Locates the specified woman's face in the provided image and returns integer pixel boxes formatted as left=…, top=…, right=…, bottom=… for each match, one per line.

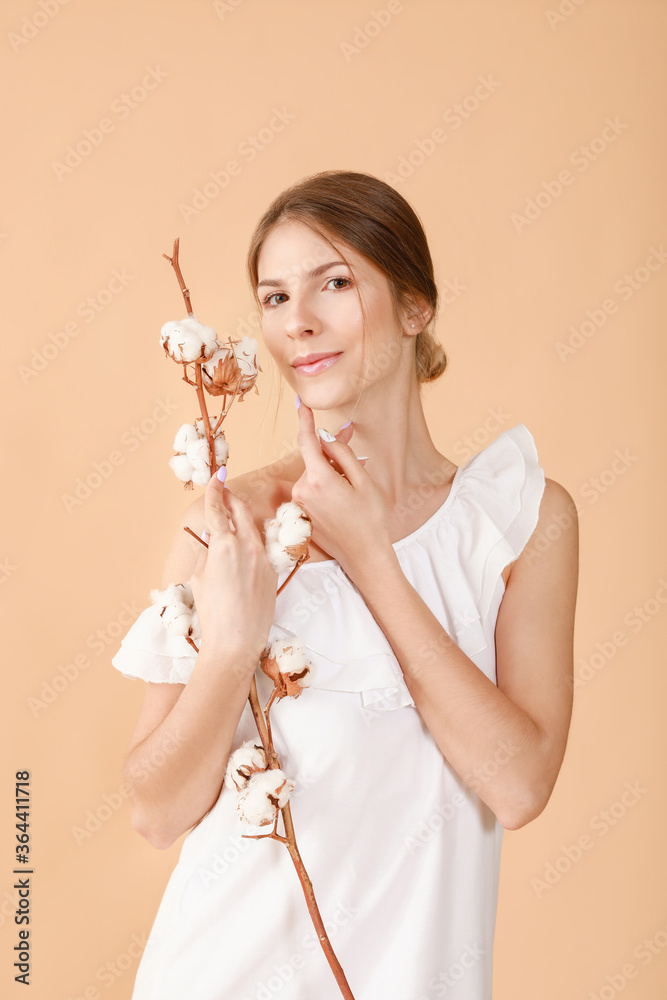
left=256, top=220, right=408, bottom=411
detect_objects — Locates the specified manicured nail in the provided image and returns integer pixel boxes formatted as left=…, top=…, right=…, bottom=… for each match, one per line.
left=338, top=420, right=352, bottom=430
left=217, top=465, right=227, bottom=484
left=317, top=427, right=336, bottom=443
left=295, top=394, right=301, bottom=410
left=357, top=455, right=369, bottom=461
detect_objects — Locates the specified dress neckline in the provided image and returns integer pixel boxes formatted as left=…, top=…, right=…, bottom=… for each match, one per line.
left=295, top=463, right=464, bottom=571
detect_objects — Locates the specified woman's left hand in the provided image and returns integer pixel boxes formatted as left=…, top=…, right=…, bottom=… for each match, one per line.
left=291, top=402, right=394, bottom=581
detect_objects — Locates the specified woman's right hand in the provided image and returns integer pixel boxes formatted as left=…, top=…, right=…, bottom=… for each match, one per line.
left=188, top=470, right=279, bottom=676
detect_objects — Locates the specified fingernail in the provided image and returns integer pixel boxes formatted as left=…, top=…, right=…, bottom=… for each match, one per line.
left=202, top=530, right=210, bottom=543
left=317, top=427, right=336, bottom=443
left=338, top=420, right=352, bottom=430
left=295, top=394, right=301, bottom=410
left=357, top=455, right=369, bottom=461
left=217, top=466, right=227, bottom=484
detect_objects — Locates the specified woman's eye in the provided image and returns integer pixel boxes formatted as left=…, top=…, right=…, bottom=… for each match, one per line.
left=262, top=277, right=351, bottom=309
left=262, top=292, right=287, bottom=308
left=325, top=277, right=351, bottom=291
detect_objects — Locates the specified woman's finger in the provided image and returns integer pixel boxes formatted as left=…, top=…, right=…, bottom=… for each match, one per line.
left=315, top=430, right=367, bottom=489
left=214, top=487, right=263, bottom=546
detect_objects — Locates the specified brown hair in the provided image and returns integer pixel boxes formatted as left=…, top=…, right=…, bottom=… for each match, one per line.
left=246, top=169, right=447, bottom=412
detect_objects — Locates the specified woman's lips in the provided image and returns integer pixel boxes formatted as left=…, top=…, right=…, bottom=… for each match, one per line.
left=292, top=352, right=343, bottom=376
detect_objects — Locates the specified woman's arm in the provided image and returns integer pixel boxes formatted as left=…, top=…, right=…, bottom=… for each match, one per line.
left=347, top=478, right=579, bottom=831
left=121, top=492, right=265, bottom=850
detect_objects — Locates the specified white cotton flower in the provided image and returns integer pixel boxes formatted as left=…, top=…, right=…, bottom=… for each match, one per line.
left=191, top=466, right=214, bottom=488
left=173, top=423, right=199, bottom=453
left=265, top=538, right=294, bottom=575
left=275, top=501, right=312, bottom=548
left=260, top=638, right=312, bottom=699
left=270, top=638, right=312, bottom=688
left=234, top=337, right=259, bottom=377
left=214, top=434, right=229, bottom=465
left=235, top=769, right=295, bottom=827
left=170, top=417, right=228, bottom=489
left=160, top=315, right=219, bottom=364
left=149, top=582, right=200, bottom=642
left=201, top=337, right=260, bottom=398
left=186, top=437, right=213, bottom=471
left=263, top=501, right=312, bottom=574
left=224, top=740, right=268, bottom=793
left=169, top=453, right=195, bottom=483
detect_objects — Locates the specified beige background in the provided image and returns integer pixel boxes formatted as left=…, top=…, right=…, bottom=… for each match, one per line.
left=1, top=0, right=666, bottom=997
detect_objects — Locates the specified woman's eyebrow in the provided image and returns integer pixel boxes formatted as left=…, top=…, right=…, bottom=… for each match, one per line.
left=257, top=260, right=349, bottom=290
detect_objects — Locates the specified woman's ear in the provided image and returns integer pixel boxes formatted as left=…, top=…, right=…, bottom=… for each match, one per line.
left=403, top=296, right=433, bottom=335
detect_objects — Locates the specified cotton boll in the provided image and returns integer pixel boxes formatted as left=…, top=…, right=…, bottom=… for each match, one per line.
left=160, top=315, right=219, bottom=364
left=169, top=454, right=194, bottom=483
left=236, top=769, right=295, bottom=826
left=178, top=581, right=195, bottom=608
left=272, top=638, right=310, bottom=683
left=262, top=503, right=312, bottom=573
left=151, top=583, right=187, bottom=607
left=214, top=434, right=229, bottom=465
left=265, top=538, right=295, bottom=575
left=173, top=423, right=198, bottom=453
left=160, top=602, right=193, bottom=635
left=194, top=416, right=220, bottom=437
left=149, top=584, right=199, bottom=640
left=276, top=502, right=312, bottom=547
left=201, top=337, right=260, bottom=398
left=186, top=437, right=211, bottom=471
left=234, top=337, right=259, bottom=377
left=191, top=466, right=213, bottom=488
left=189, top=608, right=201, bottom=643
left=224, top=740, right=268, bottom=793
left=260, top=639, right=312, bottom=698
left=263, top=518, right=280, bottom=545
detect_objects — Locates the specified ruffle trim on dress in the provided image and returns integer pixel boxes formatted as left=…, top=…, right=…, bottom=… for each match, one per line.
left=110, top=424, right=545, bottom=700
left=111, top=602, right=197, bottom=684
left=268, top=422, right=545, bottom=711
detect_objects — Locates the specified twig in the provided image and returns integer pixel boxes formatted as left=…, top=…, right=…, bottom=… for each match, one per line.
left=162, top=237, right=193, bottom=315
left=162, top=237, right=219, bottom=475
left=244, top=677, right=356, bottom=998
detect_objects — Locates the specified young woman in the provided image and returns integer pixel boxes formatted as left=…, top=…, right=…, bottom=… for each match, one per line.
left=112, top=169, right=578, bottom=999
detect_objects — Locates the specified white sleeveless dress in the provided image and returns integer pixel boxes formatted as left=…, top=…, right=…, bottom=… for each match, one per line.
left=111, top=422, right=546, bottom=1000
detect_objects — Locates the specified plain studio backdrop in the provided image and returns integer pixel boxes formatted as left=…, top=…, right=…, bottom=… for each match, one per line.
left=1, top=1, right=665, bottom=998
